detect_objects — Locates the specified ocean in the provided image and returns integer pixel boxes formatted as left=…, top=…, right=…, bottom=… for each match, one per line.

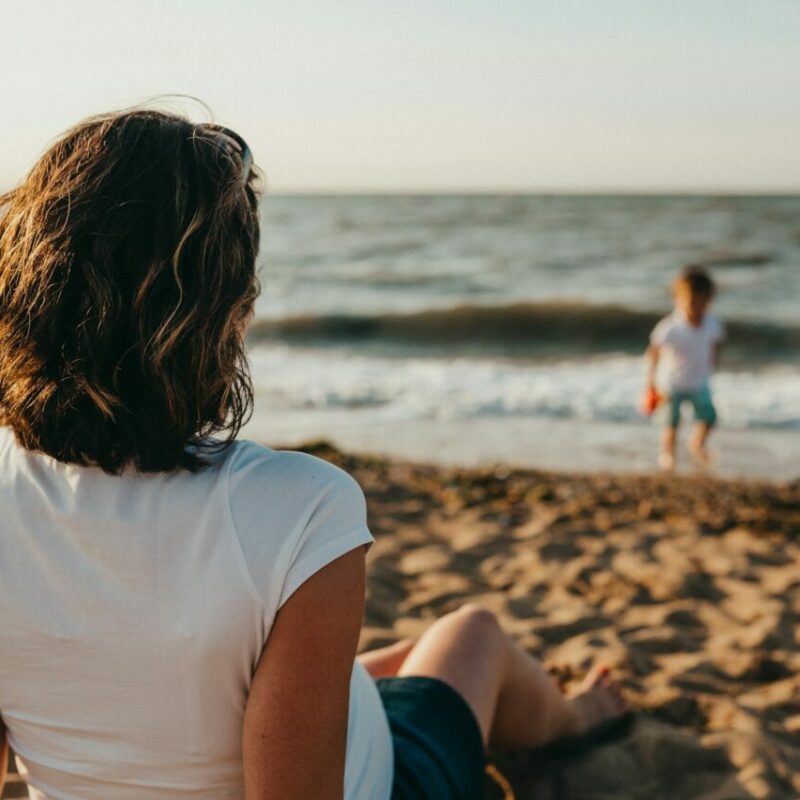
left=243, top=194, right=800, bottom=479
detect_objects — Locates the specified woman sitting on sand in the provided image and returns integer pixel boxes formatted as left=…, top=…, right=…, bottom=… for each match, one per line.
left=0, top=109, right=626, bottom=800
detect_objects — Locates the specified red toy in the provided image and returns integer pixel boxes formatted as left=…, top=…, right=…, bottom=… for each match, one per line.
left=639, top=386, right=663, bottom=416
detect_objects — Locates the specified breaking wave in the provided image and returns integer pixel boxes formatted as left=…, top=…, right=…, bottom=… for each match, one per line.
left=249, top=302, right=799, bottom=364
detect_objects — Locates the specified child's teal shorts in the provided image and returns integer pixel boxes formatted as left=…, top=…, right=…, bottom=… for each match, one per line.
left=663, top=385, right=717, bottom=428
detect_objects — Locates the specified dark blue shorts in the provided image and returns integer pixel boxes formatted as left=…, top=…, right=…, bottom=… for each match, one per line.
left=376, top=676, right=486, bottom=800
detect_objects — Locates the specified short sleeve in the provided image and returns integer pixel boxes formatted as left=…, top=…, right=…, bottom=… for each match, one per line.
left=278, top=466, right=372, bottom=607
left=226, top=442, right=373, bottom=618
left=650, top=316, right=673, bottom=347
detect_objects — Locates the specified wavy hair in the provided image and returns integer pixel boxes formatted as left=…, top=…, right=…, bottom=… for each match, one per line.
left=0, top=108, right=261, bottom=473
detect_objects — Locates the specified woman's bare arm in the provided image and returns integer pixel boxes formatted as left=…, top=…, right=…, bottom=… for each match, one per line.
left=242, top=547, right=366, bottom=800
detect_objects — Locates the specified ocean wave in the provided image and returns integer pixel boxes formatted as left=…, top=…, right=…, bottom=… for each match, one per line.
left=693, top=250, right=773, bottom=269
left=248, top=302, right=799, bottom=364
left=247, top=347, right=800, bottom=431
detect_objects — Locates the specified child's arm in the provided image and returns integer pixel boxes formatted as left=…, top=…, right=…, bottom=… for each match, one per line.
left=645, top=344, right=660, bottom=387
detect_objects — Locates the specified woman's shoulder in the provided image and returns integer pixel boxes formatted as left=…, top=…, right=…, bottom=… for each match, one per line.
left=225, top=440, right=368, bottom=538
left=226, top=439, right=361, bottom=497
left=225, top=440, right=372, bottom=613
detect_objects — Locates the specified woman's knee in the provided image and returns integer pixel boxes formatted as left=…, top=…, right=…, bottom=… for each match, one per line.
left=446, top=604, right=502, bottom=646
left=410, top=604, right=505, bottom=663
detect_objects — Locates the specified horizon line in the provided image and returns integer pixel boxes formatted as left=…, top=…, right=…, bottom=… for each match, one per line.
left=265, top=187, right=800, bottom=197
left=1, top=183, right=798, bottom=198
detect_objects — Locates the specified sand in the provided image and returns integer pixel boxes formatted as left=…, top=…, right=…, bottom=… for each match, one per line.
left=302, top=442, right=800, bottom=800
left=3, top=443, right=797, bottom=800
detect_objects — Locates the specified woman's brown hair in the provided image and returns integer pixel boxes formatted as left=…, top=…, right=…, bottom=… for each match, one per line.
left=0, top=108, right=261, bottom=473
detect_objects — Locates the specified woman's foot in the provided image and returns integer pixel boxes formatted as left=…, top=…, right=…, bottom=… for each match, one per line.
left=567, top=666, right=627, bottom=737
left=658, top=451, right=675, bottom=471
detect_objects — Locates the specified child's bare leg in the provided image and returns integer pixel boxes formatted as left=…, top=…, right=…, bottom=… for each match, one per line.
left=688, top=422, right=712, bottom=464
left=397, top=605, right=625, bottom=749
left=660, top=426, right=677, bottom=470
left=358, top=638, right=417, bottom=678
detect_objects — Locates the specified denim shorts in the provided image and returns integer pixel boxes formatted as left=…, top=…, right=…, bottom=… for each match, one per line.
left=376, top=676, right=486, bottom=800
left=664, top=385, right=717, bottom=428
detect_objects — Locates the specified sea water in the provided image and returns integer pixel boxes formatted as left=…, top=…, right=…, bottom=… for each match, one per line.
left=244, top=194, right=800, bottom=478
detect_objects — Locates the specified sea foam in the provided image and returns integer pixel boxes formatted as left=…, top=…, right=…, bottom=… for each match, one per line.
left=248, top=345, right=800, bottom=431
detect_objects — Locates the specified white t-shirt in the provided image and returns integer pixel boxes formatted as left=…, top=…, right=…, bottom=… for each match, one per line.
left=650, top=311, right=725, bottom=391
left=0, top=429, right=392, bottom=800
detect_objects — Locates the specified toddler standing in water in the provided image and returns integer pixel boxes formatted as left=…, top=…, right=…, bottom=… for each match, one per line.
left=645, top=267, right=725, bottom=470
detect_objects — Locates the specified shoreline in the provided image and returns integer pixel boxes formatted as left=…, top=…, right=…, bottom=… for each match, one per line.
left=244, top=411, right=800, bottom=484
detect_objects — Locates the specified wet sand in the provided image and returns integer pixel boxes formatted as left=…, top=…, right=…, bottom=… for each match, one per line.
left=303, top=442, right=800, bottom=800
left=244, top=410, right=800, bottom=483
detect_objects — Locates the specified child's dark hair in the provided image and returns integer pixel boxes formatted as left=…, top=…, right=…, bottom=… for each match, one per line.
left=673, top=265, right=715, bottom=298
left=0, top=108, right=262, bottom=474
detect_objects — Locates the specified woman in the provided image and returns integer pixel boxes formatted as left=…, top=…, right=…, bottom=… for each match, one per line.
left=0, top=109, right=625, bottom=800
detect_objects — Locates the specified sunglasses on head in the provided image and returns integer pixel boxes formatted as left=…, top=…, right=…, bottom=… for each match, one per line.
left=197, top=123, right=254, bottom=187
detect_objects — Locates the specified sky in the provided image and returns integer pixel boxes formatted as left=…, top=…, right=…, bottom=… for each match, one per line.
left=0, top=1, right=798, bottom=192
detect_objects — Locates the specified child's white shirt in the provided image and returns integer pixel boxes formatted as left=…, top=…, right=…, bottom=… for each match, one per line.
left=650, top=311, right=725, bottom=391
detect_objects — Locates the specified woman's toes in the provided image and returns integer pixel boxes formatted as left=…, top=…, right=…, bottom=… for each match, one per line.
left=569, top=666, right=628, bottom=735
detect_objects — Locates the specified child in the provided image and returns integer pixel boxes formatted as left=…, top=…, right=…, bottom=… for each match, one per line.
left=645, top=266, right=725, bottom=470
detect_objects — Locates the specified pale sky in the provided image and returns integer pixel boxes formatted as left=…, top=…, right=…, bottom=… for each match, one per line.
left=1, top=0, right=798, bottom=192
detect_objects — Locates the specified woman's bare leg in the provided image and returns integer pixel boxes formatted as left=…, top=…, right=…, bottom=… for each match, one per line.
left=397, top=605, right=625, bottom=749
left=358, top=638, right=417, bottom=678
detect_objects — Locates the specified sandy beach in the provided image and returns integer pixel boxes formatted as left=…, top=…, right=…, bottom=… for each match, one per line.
left=3, top=443, right=797, bottom=800
left=299, top=442, right=800, bottom=800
